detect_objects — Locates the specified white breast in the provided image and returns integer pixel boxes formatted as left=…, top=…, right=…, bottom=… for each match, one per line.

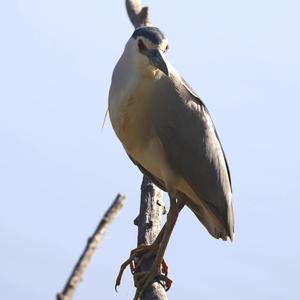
left=108, top=49, right=170, bottom=183
left=108, top=49, right=152, bottom=156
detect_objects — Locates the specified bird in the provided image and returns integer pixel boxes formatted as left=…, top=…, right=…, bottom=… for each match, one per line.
left=108, top=26, right=234, bottom=298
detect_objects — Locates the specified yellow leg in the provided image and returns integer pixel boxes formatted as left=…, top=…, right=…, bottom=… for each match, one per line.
left=133, top=196, right=182, bottom=300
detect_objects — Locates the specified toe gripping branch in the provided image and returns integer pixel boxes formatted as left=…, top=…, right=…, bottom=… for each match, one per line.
left=115, top=244, right=172, bottom=294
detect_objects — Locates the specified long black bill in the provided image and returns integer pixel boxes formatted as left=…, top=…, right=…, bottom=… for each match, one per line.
left=147, top=49, right=169, bottom=76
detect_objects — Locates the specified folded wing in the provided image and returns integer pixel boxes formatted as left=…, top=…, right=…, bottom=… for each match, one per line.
left=153, top=74, right=234, bottom=239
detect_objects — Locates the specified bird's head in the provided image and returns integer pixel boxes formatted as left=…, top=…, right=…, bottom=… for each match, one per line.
left=125, top=26, right=169, bottom=77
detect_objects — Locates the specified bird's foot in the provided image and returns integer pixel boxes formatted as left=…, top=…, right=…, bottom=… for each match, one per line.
left=133, top=269, right=173, bottom=300
left=115, top=243, right=169, bottom=292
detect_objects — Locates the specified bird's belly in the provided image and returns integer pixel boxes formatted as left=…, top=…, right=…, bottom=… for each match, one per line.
left=109, top=83, right=180, bottom=191
left=135, top=137, right=164, bottom=179
left=113, top=110, right=177, bottom=188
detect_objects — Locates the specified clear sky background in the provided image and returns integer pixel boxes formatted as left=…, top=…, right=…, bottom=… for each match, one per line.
left=1, top=1, right=300, bottom=299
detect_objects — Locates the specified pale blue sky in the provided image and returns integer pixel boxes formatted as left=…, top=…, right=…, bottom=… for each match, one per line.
left=1, top=1, right=300, bottom=299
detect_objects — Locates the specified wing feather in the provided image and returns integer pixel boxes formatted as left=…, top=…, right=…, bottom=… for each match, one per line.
left=153, top=74, right=234, bottom=238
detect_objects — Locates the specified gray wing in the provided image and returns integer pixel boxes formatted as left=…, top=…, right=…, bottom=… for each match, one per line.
left=153, top=74, right=234, bottom=238
left=180, top=75, right=232, bottom=190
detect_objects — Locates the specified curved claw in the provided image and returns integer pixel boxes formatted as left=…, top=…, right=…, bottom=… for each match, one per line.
left=133, top=271, right=173, bottom=299
left=115, top=244, right=156, bottom=292
left=115, top=258, right=132, bottom=292
left=115, top=243, right=163, bottom=290
left=115, top=243, right=170, bottom=296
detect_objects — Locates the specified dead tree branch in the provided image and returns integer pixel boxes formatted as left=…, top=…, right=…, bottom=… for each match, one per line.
left=135, top=176, right=167, bottom=300
left=125, top=1, right=167, bottom=299
left=57, top=194, right=126, bottom=300
left=126, top=0, right=152, bottom=28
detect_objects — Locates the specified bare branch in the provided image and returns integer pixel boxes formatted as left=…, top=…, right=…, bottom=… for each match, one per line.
left=124, top=1, right=167, bottom=298
left=57, top=194, right=126, bottom=300
left=126, top=0, right=152, bottom=28
left=135, top=176, right=168, bottom=300
left=125, top=1, right=167, bottom=298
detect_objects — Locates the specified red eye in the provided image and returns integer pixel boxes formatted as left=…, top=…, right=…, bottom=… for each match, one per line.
left=138, top=39, right=146, bottom=51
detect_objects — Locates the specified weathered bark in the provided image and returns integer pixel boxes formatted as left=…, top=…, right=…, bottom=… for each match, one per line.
left=126, top=0, right=151, bottom=28
left=134, top=176, right=167, bottom=300
left=125, top=1, right=168, bottom=299
left=57, top=194, right=126, bottom=300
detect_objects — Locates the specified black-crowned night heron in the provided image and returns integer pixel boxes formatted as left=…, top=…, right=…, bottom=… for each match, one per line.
left=109, top=26, right=234, bottom=298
